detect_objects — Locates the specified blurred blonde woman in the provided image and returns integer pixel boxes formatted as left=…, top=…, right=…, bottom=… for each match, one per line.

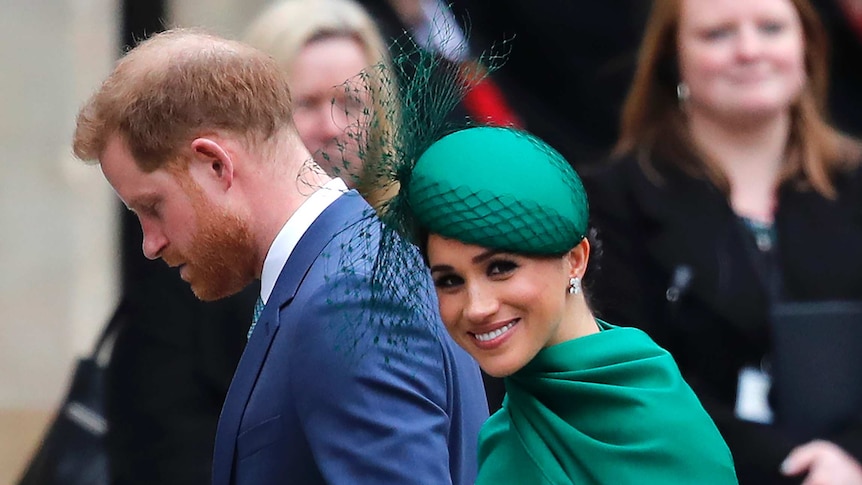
left=245, top=0, right=399, bottom=208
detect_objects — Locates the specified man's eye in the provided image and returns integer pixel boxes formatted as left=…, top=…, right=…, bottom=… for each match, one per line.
left=141, top=204, right=159, bottom=218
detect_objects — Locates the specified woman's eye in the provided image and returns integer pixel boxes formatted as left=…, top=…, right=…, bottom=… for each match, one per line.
left=295, top=98, right=313, bottom=110
left=759, top=21, right=784, bottom=34
left=487, top=260, right=518, bottom=277
left=344, top=96, right=364, bottom=111
left=434, top=274, right=463, bottom=289
left=703, top=27, right=731, bottom=40
left=332, top=96, right=365, bottom=117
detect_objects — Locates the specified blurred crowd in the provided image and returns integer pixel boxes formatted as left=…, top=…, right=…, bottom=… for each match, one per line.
left=19, top=0, right=862, bottom=484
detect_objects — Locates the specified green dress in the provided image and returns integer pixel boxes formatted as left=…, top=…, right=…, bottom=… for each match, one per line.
left=476, top=320, right=738, bottom=484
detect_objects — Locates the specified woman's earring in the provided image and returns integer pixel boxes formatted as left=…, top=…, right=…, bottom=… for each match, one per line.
left=568, top=277, right=581, bottom=295
left=676, top=82, right=690, bottom=104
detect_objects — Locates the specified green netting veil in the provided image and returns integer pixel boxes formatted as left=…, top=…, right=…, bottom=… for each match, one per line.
left=301, top=30, right=514, bottom=360
left=298, top=16, right=588, bottom=363
left=306, top=27, right=593, bottom=358
left=402, top=126, right=588, bottom=255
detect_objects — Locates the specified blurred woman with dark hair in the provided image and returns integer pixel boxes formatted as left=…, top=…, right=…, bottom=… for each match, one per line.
left=586, top=0, right=862, bottom=482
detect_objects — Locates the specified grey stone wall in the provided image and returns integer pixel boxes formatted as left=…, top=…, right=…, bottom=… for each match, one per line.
left=0, top=0, right=119, bottom=481
left=170, top=0, right=271, bottom=38
left=0, top=0, right=292, bottom=479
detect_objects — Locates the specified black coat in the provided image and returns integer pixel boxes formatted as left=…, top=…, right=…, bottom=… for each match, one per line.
left=106, top=264, right=256, bottom=485
left=450, top=0, right=650, bottom=167
left=812, top=0, right=862, bottom=138
left=584, top=156, right=862, bottom=484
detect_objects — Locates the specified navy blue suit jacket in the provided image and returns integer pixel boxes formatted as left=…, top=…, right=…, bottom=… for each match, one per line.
left=212, top=192, right=488, bottom=485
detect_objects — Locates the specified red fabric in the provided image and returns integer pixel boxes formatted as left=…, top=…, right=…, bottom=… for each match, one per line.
left=839, top=0, right=862, bottom=42
left=456, top=59, right=521, bottom=128
left=462, top=78, right=523, bottom=128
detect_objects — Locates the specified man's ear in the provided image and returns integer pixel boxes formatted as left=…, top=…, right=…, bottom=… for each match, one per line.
left=188, top=137, right=234, bottom=191
left=566, top=237, right=590, bottom=279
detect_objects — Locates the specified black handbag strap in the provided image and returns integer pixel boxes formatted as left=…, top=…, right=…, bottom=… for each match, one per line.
left=90, top=298, right=130, bottom=361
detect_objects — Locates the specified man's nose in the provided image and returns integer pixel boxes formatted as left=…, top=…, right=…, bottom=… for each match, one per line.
left=141, top=221, right=167, bottom=260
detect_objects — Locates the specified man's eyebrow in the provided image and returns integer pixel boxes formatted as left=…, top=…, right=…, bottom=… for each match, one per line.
left=126, top=193, right=160, bottom=212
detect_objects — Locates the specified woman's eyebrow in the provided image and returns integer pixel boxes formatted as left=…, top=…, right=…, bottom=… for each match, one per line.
left=429, top=264, right=453, bottom=274
left=472, top=249, right=503, bottom=264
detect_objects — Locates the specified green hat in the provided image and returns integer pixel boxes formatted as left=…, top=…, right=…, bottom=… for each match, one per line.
left=406, top=126, right=588, bottom=254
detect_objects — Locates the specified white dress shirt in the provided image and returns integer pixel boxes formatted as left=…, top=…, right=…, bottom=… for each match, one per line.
left=259, top=178, right=348, bottom=304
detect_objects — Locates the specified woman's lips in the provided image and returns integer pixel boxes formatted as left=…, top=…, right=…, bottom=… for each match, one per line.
left=469, top=319, right=519, bottom=350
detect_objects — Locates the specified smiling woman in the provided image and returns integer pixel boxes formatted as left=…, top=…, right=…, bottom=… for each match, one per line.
left=677, top=0, right=807, bottom=122
left=427, top=235, right=594, bottom=378
left=391, top=125, right=739, bottom=484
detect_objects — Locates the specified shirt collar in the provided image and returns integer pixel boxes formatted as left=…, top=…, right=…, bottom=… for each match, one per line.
left=260, top=178, right=348, bottom=303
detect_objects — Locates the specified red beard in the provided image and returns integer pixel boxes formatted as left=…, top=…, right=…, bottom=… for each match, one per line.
left=165, top=190, right=258, bottom=301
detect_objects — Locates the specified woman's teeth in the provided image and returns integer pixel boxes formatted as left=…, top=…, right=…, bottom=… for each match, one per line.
left=474, top=321, right=516, bottom=342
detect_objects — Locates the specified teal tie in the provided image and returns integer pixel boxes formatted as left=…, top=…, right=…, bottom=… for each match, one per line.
left=248, top=296, right=264, bottom=340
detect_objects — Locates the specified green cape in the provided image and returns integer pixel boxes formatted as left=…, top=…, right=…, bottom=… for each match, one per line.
left=477, top=321, right=738, bottom=484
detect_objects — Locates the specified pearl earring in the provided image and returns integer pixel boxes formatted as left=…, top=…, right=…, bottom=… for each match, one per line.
left=568, top=277, right=581, bottom=295
left=676, top=82, right=690, bottom=103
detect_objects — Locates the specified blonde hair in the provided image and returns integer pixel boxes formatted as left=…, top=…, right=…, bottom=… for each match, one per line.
left=245, top=0, right=400, bottom=207
left=73, top=28, right=295, bottom=171
left=616, top=0, right=861, bottom=197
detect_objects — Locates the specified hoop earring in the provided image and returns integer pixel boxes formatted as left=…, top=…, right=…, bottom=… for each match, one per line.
left=568, top=277, right=581, bottom=295
left=676, top=82, right=690, bottom=103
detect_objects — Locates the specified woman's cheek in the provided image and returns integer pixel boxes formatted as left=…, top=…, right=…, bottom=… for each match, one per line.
left=435, top=292, right=458, bottom=330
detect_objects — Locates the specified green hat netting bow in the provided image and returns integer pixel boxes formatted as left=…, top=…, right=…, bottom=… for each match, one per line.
left=302, top=29, right=511, bottom=360
left=306, top=21, right=585, bottom=360
left=404, top=126, right=588, bottom=255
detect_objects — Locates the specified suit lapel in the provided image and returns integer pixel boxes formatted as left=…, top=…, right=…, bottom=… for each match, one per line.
left=212, top=191, right=372, bottom=484
left=211, top=297, right=282, bottom=485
